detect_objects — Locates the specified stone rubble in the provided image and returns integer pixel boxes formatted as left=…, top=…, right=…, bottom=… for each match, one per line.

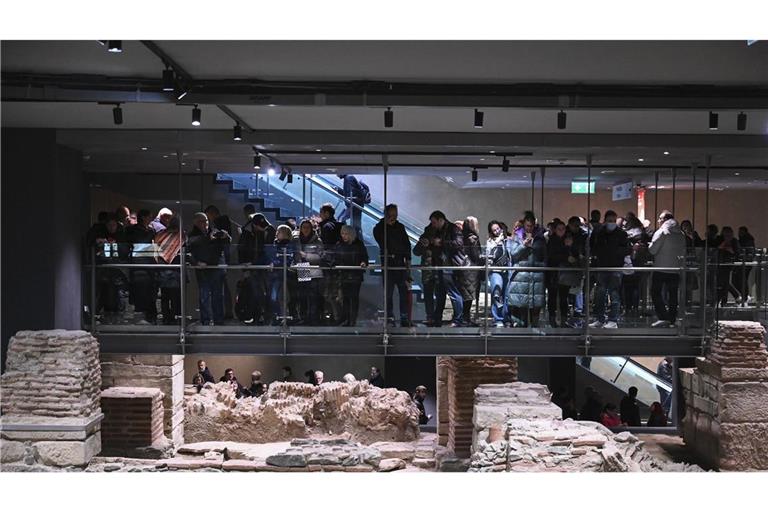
left=184, top=380, right=420, bottom=444
left=468, top=382, right=703, bottom=473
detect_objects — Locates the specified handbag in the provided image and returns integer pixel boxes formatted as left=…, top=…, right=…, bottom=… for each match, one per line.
left=622, top=255, right=635, bottom=275
left=292, top=261, right=313, bottom=282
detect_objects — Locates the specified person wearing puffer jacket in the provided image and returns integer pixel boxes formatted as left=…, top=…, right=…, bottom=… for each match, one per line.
left=648, top=210, right=687, bottom=327
left=506, top=211, right=547, bottom=327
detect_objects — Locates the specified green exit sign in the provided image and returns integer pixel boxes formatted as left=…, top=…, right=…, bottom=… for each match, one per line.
left=571, top=181, right=596, bottom=194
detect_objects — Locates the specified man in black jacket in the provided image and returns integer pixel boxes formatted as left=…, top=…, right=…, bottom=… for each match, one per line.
left=414, top=222, right=444, bottom=327
left=196, top=359, right=215, bottom=384
left=619, top=386, right=642, bottom=427
left=413, top=385, right=432, bottom=425
left=373, top=204, right=413, bottom=327
left=318, top=203, right=344, bottom=324
left=240, top=213, right=276, bottom=325
left=589, top=210, right=630, bottom=329
left=429, top=211, right=466, bottom=327
left=125, top=209, right=158, bottom=324
left=188, top=212, right=231, bottom=325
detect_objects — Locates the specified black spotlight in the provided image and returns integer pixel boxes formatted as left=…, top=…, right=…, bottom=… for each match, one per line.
left=471, top=168, right=478, bottom=182
left=502, top=157, right=510, bottom=173
left=557, top=110, right=567, bottom=130
left=474, top=109, right=484, bottom=128
left=737, top=111, right=747, bottom=131
left=192, top=105, right=201, bottom=126
left=279, top=168, right=288, bottom=181
left=287, top=173, right=294, bottom=184
left=233, top=125, right=243, bottom=142
left=162, top=68, right=175, bottom=92
left=253, top=155, right=261, bottom=169
left=107, top=41, right=122, bottom=53
left=709, top=111, right=719, bottom=130
left=384, top=108, right=394, bottom=128
left=112, top=104, right=123, bottom=125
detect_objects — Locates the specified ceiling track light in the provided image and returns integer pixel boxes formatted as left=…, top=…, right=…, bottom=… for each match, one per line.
left=737, top=111, right=747, bottom=131
left=287, top=172, right=294, bottom=184
left=162, top=67, right=175, bottom=92
left=107, top=41, right=122, bottom=53
left=112, top=104, right=123, bottom=125
left=176, top=88, right=188, bottom=101
left=384, top=107, right=394, bottom=128
left=233, top=124, right=243, bottom=142
left=557, top=110, right=567, bottom=130
left=502, top=157, right=510, bottom=173
left=253, top=155, right=261, bottom=170
left=279, top=168, right=288, bottom=181
left=709, top=111, right=719, bottom=130
left=191, top=105, right=201, bottom=126
left=471, top=168, right=478, bottom=182
left=474, top=109, right=484, bottom=129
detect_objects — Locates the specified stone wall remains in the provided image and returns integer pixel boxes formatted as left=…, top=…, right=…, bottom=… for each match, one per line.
left=469, top=382, right=702, bottom=472
left=184, top=380, right=420, bottom=444
left=100, top=354, right=185, bottom=448
left=101, top=387, right=171, bottom=458
left=1, top=330, right=102, bottom=468
left=439, top=357, right=518, bottom=457
left=680, top=320, right=768, bottom=470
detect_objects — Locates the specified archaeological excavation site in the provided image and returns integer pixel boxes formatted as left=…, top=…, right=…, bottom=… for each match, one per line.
left=2, top=321, right=767, bottom=474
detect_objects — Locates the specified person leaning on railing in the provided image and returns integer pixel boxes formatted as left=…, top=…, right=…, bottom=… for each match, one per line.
left=333, top=224, right=368, bottom=327
left=373, top=204, right=413, bottom=327
left=188, top=212, right=231, bottom=326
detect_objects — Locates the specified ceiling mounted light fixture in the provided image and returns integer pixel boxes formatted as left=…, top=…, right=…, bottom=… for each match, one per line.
left=233, top=124, right=243, bottom=142
left=502, top=157, right=509, bottom=173
left=176, top=89, right=188, bottom=101
left=279, top=168, right=288, bottom=181
left=384, top=107, right=394, bottom=128
left=107, top=41, right=122, bottom=53
left=253, top=155, right=261, bottom=169
left=162, top=67, right=175, bottom=92
left=737, top=111, right=747, bottom=131
left=557, top=110, right=567, bottom=130
left=112, top=104, right=123, bottom=125
left=471, top=168, right=478, bottom=182
left=474, top=109, right=484, bottom=128
left=287, top=172, right=294, bottom=184
left=191, top=105, right=201, bottom=126
left=709, top=111, right=719, bottom=130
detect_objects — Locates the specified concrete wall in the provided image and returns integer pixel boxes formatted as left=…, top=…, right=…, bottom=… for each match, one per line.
left=1, top=129, right=84, bottom=369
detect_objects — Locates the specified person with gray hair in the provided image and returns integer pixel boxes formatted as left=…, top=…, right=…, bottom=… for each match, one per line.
left=334, top=224, right=368, bottom=326
left=150, top=207, right=173, bottom=233
left=649, top=210, right=686, bottom=327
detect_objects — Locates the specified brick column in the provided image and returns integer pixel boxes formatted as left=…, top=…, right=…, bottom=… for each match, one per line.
left=439, top=357, right=518, bottom=458
left=101, top=387, right=166, bottom=457
left=680, top=321, right=768, bottom=470
left=100, top=354, right=185, bottom=448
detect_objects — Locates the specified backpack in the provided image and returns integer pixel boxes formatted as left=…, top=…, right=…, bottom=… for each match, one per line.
left=359, top=180, right=371, bottom=204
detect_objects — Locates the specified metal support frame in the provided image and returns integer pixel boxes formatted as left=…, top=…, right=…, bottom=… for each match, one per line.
left=671, top=167, right=677, bottom=215
left=584, top=154, right=593, bottom=355
left=654, top=170, right=660, bottom=230
left=701, top=156, right=712, bottom=356
left=177, top=149, right=187, bottom=353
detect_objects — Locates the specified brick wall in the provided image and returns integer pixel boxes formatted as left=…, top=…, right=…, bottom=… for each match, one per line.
left=438, top=357, right=518, bottom=457
left=101, top=387, right=165, bottom=453
left=100, top=354, right=185, bottom=447
left=680, top=321, right=768, bottom=470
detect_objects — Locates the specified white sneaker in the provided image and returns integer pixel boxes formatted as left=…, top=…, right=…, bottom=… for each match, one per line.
left=589, top=320, right=604, bottom=328
left=652, top=320, right=670, bottom=328
left=604, top=321, right=618, bottom=329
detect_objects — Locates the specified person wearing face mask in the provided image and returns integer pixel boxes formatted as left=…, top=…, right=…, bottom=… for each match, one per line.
left=486, top=220, right=510, bottom=327
left=589, top=210, right=631, bottom=329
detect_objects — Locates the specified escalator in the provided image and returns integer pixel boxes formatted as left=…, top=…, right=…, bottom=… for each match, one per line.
left=575, top=356, right=672, bottom=423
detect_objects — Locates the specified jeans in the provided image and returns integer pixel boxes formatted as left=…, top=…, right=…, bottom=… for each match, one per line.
left=423, top=270, right=446, bottom=325
left=442, top=270, right=464, bottom=323
left=296, top=279, right=321, bottom=324
left=651, top=272, right=680, bottom=322
left=488, top=271, right=508, bottom=323
left=593, top=271, right=622, bottom=322
left=386, top=269, right=410, bottom=321
left=197, top=269, right=225, bottom=325
left=341, top=281, right=362, bottom=325
left=267, top=273, right=284, bottom=324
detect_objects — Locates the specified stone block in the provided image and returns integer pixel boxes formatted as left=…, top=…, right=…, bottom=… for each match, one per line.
left=35, top=433, right=101, bottom=467
left=368, top=441, right=415, bottom=461
left=719, top=422, right=768, bottom=471
left=378, top=458, right=406, bottom=472
left=266, top=452, right=307, bottom=467
left=412, top=457, right=436, bottom=469
left=719, top=382, right=768, bottom=423
left=159, top=457, right=222, bottom=470
left=1, top=440, right=27, bottom=463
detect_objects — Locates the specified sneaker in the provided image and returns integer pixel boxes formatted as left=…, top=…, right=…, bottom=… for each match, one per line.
left=651, top=319, right=670, bottom=328
left=588, top=320, right=604, bottom=328
left=450, top=321, right=463, bottom=328
left=494, top=322, right=505, bottom=328
left=604, top=321, right=618, bottom=329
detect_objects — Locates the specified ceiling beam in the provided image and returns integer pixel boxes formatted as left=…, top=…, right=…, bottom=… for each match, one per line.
left=4, top=72, right=768, bottom=110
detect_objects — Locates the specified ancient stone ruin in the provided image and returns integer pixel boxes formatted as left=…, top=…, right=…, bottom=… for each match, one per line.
left=100, top=387, right=173, bottom=459
left=1, top=330, right=102, bottom=468
left=184, top=380, right=420, bottom=444
left=680, top=320, right=768, bottom=470
left=468, top=382, right=703, bottom=472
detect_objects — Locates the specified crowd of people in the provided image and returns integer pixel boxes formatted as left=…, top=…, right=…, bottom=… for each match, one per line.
left=87, top=187, right=759, bottom=329
left=190, top=361, right=432, bottom=425
left=552, top=384, right=669, bottom=428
